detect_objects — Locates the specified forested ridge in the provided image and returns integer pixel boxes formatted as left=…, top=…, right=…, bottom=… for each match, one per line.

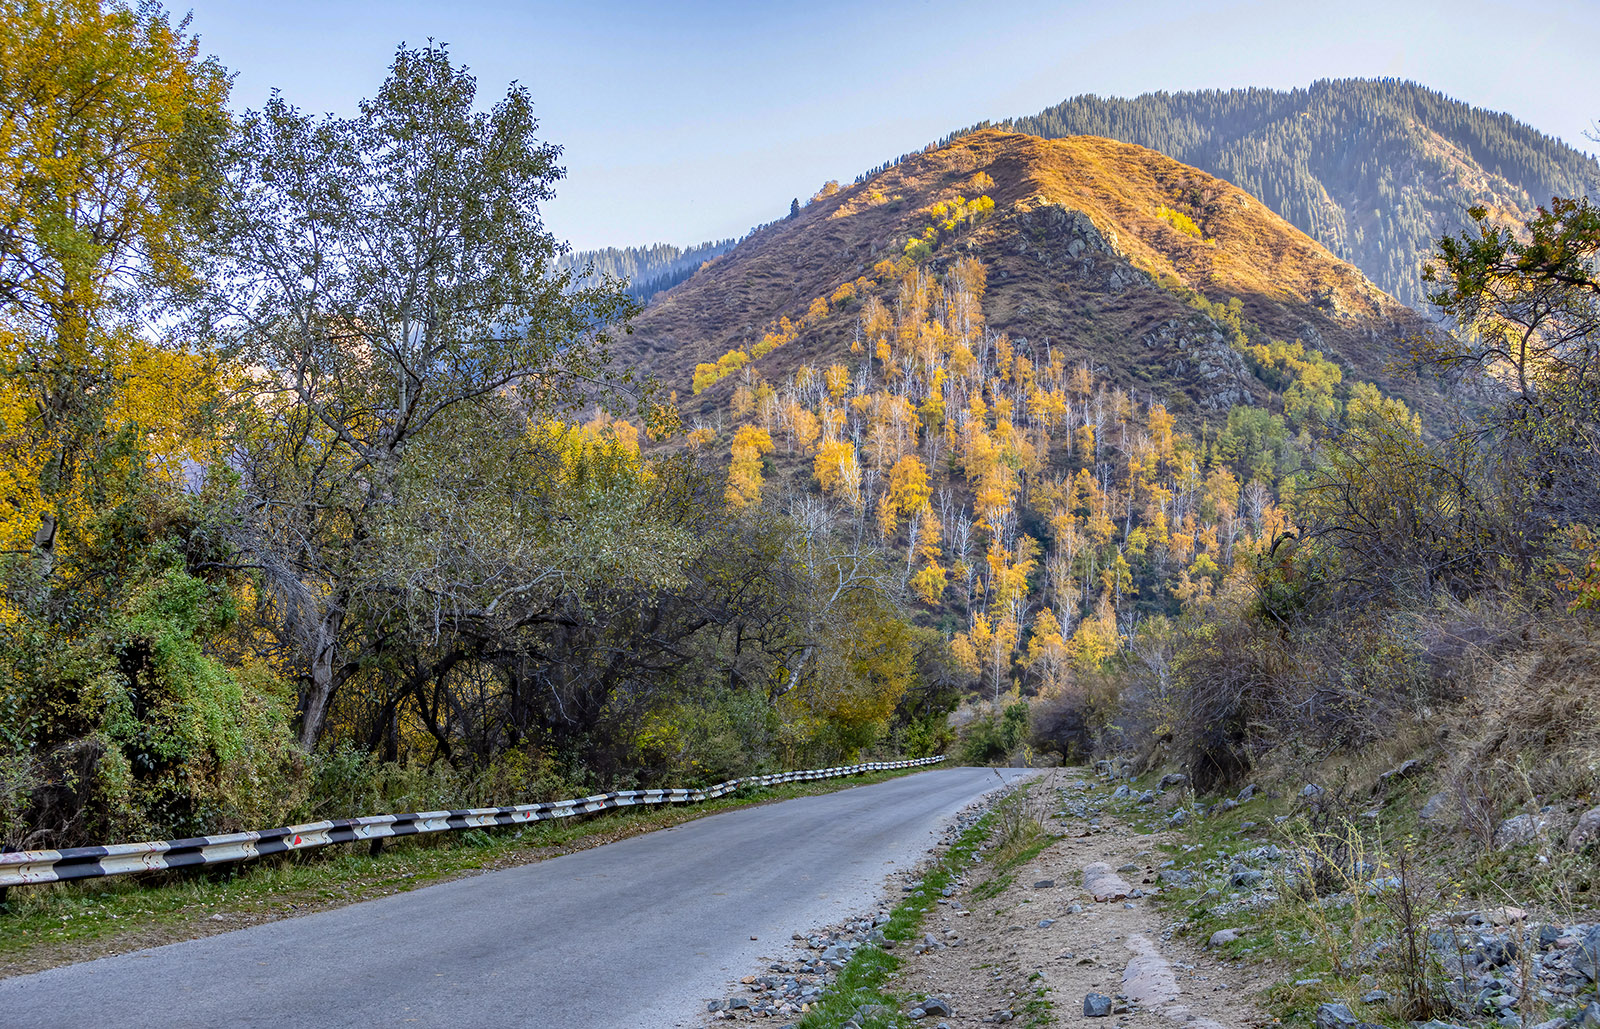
left=937, top=79, right=1598, bottom=308
left=559, top=239, right=736, bottom=305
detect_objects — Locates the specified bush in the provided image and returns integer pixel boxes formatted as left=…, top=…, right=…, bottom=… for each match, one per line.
left=958, top=700, right=1030, bottom=765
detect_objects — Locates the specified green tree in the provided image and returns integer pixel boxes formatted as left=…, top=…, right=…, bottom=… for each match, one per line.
left=1423, top=198, right=1600, bottom=528
left=197, top=44, right=636, bottom=749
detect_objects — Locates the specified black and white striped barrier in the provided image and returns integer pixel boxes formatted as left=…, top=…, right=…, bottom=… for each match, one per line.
left=0, top=756, right=945, bottom=889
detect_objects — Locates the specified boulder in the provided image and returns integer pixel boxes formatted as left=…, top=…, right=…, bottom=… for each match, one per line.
left=1568, top=807, right=1600, bottom=852
left=1493, top=810, right=1574, bottom=850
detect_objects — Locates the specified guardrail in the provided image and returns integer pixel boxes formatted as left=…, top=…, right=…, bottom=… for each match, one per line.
left=0, top=756, right=945, bottom=890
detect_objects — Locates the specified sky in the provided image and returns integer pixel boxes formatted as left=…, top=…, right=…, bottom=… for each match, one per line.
left=184, top=0, right=1599, bottom=253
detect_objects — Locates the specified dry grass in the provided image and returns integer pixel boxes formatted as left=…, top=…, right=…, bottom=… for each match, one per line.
left=1452, top=635, right=1600, bottom=801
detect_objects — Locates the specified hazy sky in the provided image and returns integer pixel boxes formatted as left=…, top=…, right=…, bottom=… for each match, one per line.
left=186, top=0, right=1597, bottom=252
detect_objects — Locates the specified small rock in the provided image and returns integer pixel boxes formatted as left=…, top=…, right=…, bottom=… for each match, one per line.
left=1314, top=1002, right=1358, bottom=1029
left=1208, top=929, right=1240, bottom=948
left=1136, top=790, right=1157, bottom=805
left=1419, top=792, right=1450, bottom=821
left=1084, top=992, right=1113, bottom=1017
left=991, top=1010, right=1014, bottom=1023
left=1033, top=879, right=1055, bottom=889
left=1168, top=809, right=1190, bottom=827
left=1577, top=1000, right=1600, bottom=1028
left=1159, top=772, right=1189, bottom=789
left=1214, top=798, right=1239, bottom=815
left=1037, top=919, right=1056, bottom=929
left=920, top=997, right=953, bottom=1017
left=1573, top=925, right=1600, bottom=981
left=1360, top=989, right=1391, bottom=1004
left=1237, top=784, right=1258, bottom=802
left=1379, top=758, right=1423, bottom=784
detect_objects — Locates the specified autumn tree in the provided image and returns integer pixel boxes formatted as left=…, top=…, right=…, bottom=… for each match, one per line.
left=0, top=0, right=228, bottom=572
left=726, top=426, right=774, bottom=508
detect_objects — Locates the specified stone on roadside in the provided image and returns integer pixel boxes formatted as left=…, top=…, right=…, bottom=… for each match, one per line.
left=919, top=997, right=953, bottom=1017
left=1208, top=928, right=1240, bottom=947
left=1573, top=925, right=1600, bottom=981
left=1083, top=992, right=1113, bottom=1017
left=1313, top=1002, right=1358, bottom=1029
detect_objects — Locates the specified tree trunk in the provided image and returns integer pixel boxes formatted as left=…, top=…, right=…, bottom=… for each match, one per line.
left=297, top=611, right=344, bottom=751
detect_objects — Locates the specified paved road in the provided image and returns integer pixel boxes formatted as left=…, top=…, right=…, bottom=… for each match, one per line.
left=1, top=766, right=1034, bottom=1028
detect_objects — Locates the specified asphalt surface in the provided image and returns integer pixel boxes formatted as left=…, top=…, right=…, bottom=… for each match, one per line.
left=1, top=766, right=1035, bottom=1028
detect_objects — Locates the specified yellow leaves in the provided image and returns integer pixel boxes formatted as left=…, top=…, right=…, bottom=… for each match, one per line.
left=986, top=535, right=1038, bottom=609
left=725, top=425, right=774, bottom=509
left=580, top=412, right=641, bottom=456
left=1068, top=591, right=1122, bottom=672
left=806, top=295, right=829, bottom=324
left=886, top=454, right=931, bottom=517
left=692, top=363, right=720, bottom=394
left=1156, top=205, right=1203, bottom=239
left=910, top=561, right=947, bottom=605
left=0, top=335, right=49, bottom=550
left=0, top=0, right=229, bottom=331
left=813, top=438, right=861, bottom=506
left=825, top=363, right=850, bottom=399
left=914, top=506, right=942, bottom=563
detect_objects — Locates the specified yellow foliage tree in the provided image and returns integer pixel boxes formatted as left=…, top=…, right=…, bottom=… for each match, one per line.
left=725, top=426, right=774, bottom=508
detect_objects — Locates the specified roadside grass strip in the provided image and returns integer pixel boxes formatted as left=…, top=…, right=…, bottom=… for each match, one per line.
left=795, top=779, right=1053, bottom=1029
left=793, top=809, right=995, bottom=1029
left=0, top=766, right=928, bottom=975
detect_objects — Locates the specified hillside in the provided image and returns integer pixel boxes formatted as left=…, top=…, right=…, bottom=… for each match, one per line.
left=630, top=129, right=1434, bottom=421
left=613, top=129, right=1447, bottom=705
left=959, top=79, right=1598, bottom=308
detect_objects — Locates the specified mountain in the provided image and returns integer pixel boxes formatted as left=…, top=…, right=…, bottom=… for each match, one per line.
left=616, top=128, right=1454, bottom=681
left=630, top=129, right=1435, bottom=422
left=946, top=79, right=1598, bottom=308
left=559, top=238, right=737, bottom=304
